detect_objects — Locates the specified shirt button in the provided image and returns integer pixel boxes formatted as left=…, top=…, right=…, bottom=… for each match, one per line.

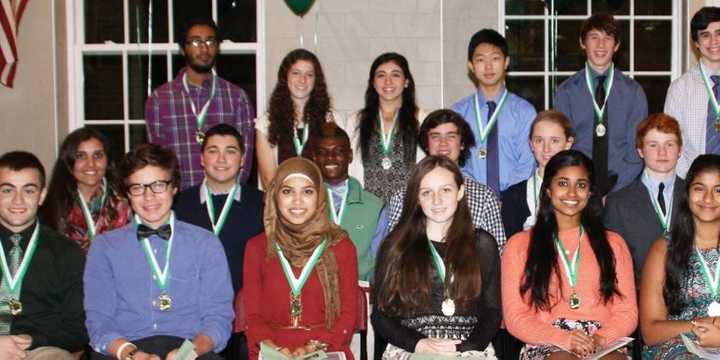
left=153, top=249, right=158, bottom=254
left=152, top=301, right=157, bottom=306
left=153, top=275, right=157, bottom=280
left=153, top=323, right=158, bottom=329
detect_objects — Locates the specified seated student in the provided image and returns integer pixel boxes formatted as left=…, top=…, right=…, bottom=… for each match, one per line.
left=372, top=156, right=500, bottom=359
left=501, top=110, right=575, bottom=238
left=41, top=127, right=131, bottom=253
left=310, top=122, right=383, bottom=282
left=452, top=29, right=535, bottom=194
left=0, top=151, right=87, bottom=360
left=243, top=157, right=358, bottom=360
left=84, top=144, right=234, bottom=360
left=372, top=109, right=504, bottom=255
left=640, top=154, right=720, bottom=357
left=605, top=113, right=684, bottom=283
left=554, top=14, right=647, bottom=195
left=502, top=150, right=636, bottom=359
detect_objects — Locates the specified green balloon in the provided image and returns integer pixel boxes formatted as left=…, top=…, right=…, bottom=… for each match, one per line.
left=285, top=0, right=315, bottom=17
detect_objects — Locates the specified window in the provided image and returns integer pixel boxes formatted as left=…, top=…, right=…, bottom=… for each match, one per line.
left=66, top=0, right=263, bottom=157
left=502, top=0, right=680, bottom=114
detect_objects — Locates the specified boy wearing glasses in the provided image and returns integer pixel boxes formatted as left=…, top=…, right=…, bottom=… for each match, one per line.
left=145, top=18, right=255, bottom=190
left=84, top=144, right=233, bottom=360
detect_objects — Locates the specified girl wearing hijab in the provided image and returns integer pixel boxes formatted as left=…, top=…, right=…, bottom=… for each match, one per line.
left=243, top=157, right=358, bottom=359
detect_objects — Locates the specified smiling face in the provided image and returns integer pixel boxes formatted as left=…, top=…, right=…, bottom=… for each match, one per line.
left=126, top=165, right=177, bottom=228
left=201, top=134, right=243, bottom=190
left=467, top=43, right=509, bottom=90
left=276, top=175, right=318, bottom=225
left=580, top=29, right=620, bottom=72
left=689, top=170, right=720, bottom=224
left=530, top=120, right=574, bottom=170
left=313, top=136, right=352, bottom=185
left=426, top=122, right=464, bottom=163
left=638, top=129, right=681, bottom=178
left=287, top=59, right=316, bottom=103
left=696, top=21, right=720, bottom=68
left=546, top=165, right=591, bottom=224
left=418, top=166, right=464, bottom=227
left=373, top=61, right=408, bottom=104
left=0, top=167, right=46, bottom=233
left=72, top=138, right=108, bottom=193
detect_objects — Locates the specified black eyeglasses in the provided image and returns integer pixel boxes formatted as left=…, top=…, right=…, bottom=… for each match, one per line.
left=127, top=180, right=173, bottom=196
left=185, top=38, right=218, bottom=48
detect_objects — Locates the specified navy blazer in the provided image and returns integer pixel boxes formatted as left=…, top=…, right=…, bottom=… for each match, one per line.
left=500, top=179, right=530, bottom=239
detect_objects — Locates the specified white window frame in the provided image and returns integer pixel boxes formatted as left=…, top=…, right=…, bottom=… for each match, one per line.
left=498, top=0, right=682, bottom=110
left=64, top=0, right=266, bottom=152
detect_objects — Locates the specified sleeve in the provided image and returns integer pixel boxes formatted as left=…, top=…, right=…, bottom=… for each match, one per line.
left=595, top=235, right=638, bottom=341
left=553, top=84, right=571, bottom=118
left=622, top=84, right=647, bottom=171
left=370, top=207, right=390, bottom=260
left=243, top=236, right=275, bottom=350
left=31, top=242, right=88, bottom=351
left=145, top=93, right=160, bottom=143
left=309, top=240, right=359, bottom=348
left=663, top=80, right=680, bottom=121
left=458, top=231, right=501, bottom=352
left=501, top=233, right=572, bottom=349
left=479, top=189, right=506, bottom=254
left=198, top=233, right=235, bottom=352
left=235, top=89, right=256, bottom=185
left=509, top=103, right=537, bottom=187
left=603, top=196, right=623, bottom=235
left=84, top=236, right=124, bottom=355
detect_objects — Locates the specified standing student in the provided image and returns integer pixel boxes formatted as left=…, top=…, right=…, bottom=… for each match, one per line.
left=342, top=52, right=426, bottom=203
left=554, top=14, right=647, bottom=195
left=256, top=49, right=340, bottom=189
left=665, top=7, right=720, bottom=177
left=502, top=150, right=636, bottom=359
left=451, top=29, right=535, bottom=194
left=145, top=18, right=255, bottom=189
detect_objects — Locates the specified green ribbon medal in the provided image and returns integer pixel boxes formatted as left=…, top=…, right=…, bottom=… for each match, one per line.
left=699, top=62, right=720, bottom=133
left=644, top=174, right=672, bottom=233
left=0, top=222, right=40, bottom=316
left=204, top=182, right=238, bottom=236
left=695, top=247, right=720, bottom=316
left=554, top=226, right=584, bottom=310
left=76, top=178, right=108, bottom=240
left=326, top=180, right=349, bottom=226
left=292, top=125, right=310, bottom=155
left=275, top=238, right=328, bottom=327
left=377, top=110, right=398, bottom=170
left=136, top=213, right=175, bottom=311
left=584, top=62, right=614, bottom=137
left=182, top=70, right=217, bottom=144
left=472, top=89, right=508, bottom=159
left=428, top=240, right=455, bottom=316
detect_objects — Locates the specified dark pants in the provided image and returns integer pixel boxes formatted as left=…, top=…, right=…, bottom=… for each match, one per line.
left=90, top=335, right=223, bottom=360
left=492, top=329, right=523, bottom=360
left=374, top=333, right=388, bottom=359
left=219, top=333, right=248, bottom=360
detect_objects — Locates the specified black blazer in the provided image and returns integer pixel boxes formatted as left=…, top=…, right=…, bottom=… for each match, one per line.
left=501, top=180, right=530, bottom=239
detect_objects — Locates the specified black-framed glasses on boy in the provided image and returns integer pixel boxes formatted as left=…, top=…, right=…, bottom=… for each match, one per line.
left=127, top=180, right=173, bottom=196
left=185, top=38, right=218, bottom=48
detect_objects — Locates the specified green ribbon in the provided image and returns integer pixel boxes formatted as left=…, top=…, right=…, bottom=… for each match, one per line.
left=182, top=70, right=217, bottom=136
left=137, top=213, right=175, bottom=292
left=326, top=180, right=349, bottom=226
left=428, top=240, right=446, bottom=283
left=472, top=89, right=508, bottom=144
left=76, top=178, right=108, bottom=240
left=0, top=222, right=39, bottom=297
left=377, top=110, right=398, bottom=156
left=276, top=239, right=327, bottom=296
left=697, top=247, right=720, bottom=298
left=584, top=62, right=615, bottom=122
left=554, top=226, right=584, bottom=289
left=292, top=125, right=310, bottom=155
left=204, top=182, right=239, bottom=236
left=644, top=173, right=672, bottom=233
left=699, top=62, right=720, bottom=120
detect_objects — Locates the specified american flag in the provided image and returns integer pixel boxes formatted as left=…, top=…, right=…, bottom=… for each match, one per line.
left=0, top=0, right=29, bottom=88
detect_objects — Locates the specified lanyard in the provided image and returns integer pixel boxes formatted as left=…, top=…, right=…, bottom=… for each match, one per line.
left=0, top=223, right=39, bottom=297
left=137, top=214, right=175, bottom=292
left=584, top=62, right=614, bottom=122
left=182, top=71, right=217, bottom=134
left=428, top=240, right=447, bottom=282
left=554, top=226, right=584, bottom=289
left=204, top=182, right=238, bottom=236
left=472, top=89, right=508, bottom=143
left=644, top=173, right=672, bottom=232
left=530, top=169, right=542, bottom=213
left=697, top=247, right=720, bottom=298
left=378, top=110, right=398, bottom=155
left=276, top=239, right=327, bottom=297
left=292, top=125, right=310, bottom=155
left=326, top=180, right=349, bottom=226
left=699, top=62, right=720, bottom=119
left=76, top=178, right=108, bottom=240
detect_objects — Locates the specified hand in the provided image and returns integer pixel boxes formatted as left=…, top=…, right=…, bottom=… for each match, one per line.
left=414, top=338, right=460, bottom=356
left=692, top=320, right=720, bottom=347
left=291, top=345, right=315, bottom=358
left=11, top=335, right=31, bottom=350
left=568, top=330, right=595, bottom=358
left=0, top=335, right=27, bottom=360
left=592, top=334, right=606, bottom=352
left=165, top=349, right=177, bottom=360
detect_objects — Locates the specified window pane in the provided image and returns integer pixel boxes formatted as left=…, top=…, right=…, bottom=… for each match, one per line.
left=555, top=20, right=629, bottom=71
left=554, top=1, right=586, bottom=15
left=84, top=0, right=123, bottom=44
left=634, top=20, right=671, bottom=71
left=219, top=0, right=257, bottom=42
left=129, top=0, right=169, bottom=43
left=87, top=125, right=125, bottom=156
left=506, top=20, right=544, bottom=72
left=549, top=76, right=570, bottom=107
left=505, top=0, right=545, bottom=15
left=84, top=56, right=123, bottom=120
left=173, top=0, right=212, bottom=43
left=592, top=0, right=629, bottom=15
left=635, top=0, right=672, bottom=16
left=130, top=124, right=148, bottom=150
left=129, top=55, right=168, bottom=120
left=635, top=76, right=670, bottom=114
left=172, top=54, right=257, bottom=110
left=507, top=76, right=544, bottom=111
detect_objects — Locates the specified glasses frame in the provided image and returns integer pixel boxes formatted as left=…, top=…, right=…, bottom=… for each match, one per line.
left=185, top=38, right=218, bottom=48
left=126, top=180, right=173, bottom=196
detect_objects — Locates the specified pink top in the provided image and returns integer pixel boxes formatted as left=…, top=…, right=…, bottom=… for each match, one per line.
left=501, top=227, right=637, bottom=350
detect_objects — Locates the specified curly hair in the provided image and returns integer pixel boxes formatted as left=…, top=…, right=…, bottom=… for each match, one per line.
left=267, top=49, right=331, bottom=148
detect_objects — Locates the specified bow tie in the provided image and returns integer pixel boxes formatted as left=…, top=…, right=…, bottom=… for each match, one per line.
left=137, top=224, right=172, bottom=241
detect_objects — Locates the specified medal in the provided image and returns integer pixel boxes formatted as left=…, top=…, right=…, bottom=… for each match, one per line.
left=595, top=123, right=606, bottom=137
left=158, top=293, right=172, bottom=311
left=569, top=292, right=581, bottom=310
left=429, top=240, right=456, bottom=316
left=477, top=147, right=487, bottom=159
left=290, top=294, right=302, bottom=328
left=699, top=62, right=720, bottom=135
left=7, top=298, right=21, bottom=316
left=696, top=246, right=720, bottom=316
left=276, top=239, right=328, bottom=328
left=555, top=226, right=584, bottom=310
left=441, top=298, right=456, bottom=316
left=381, top=157, right=392, bottom=170
left=182, top=70, right=217, bottom=147
left=195, top=130, right=205, bottom=145
left=378, top=110, right=398, bottom=168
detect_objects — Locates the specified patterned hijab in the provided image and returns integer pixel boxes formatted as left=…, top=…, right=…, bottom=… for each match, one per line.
left=264, top=157, right=346, bottom=328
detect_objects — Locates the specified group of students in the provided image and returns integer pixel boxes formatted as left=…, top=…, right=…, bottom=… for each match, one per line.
left=6, top=5, right=720, bottom=360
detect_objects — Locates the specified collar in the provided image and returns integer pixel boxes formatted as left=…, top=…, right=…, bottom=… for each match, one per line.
left=343, top=177, right=363, bottom=204
left=476, top=85, right=507, bottom=105
left=0, top=220, right=37, bottom=248
left=174, top=67, right=216, bottom=91
left=199, top=178, right=242, bottom=204
left=641, top=168, right=676, bottom=194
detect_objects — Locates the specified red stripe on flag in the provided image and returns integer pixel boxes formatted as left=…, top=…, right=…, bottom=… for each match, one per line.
left=15, top=0, right=28, bottom=27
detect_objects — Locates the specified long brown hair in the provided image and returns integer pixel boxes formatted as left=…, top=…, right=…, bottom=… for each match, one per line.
left=374, top=156, right=481, bottom=317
